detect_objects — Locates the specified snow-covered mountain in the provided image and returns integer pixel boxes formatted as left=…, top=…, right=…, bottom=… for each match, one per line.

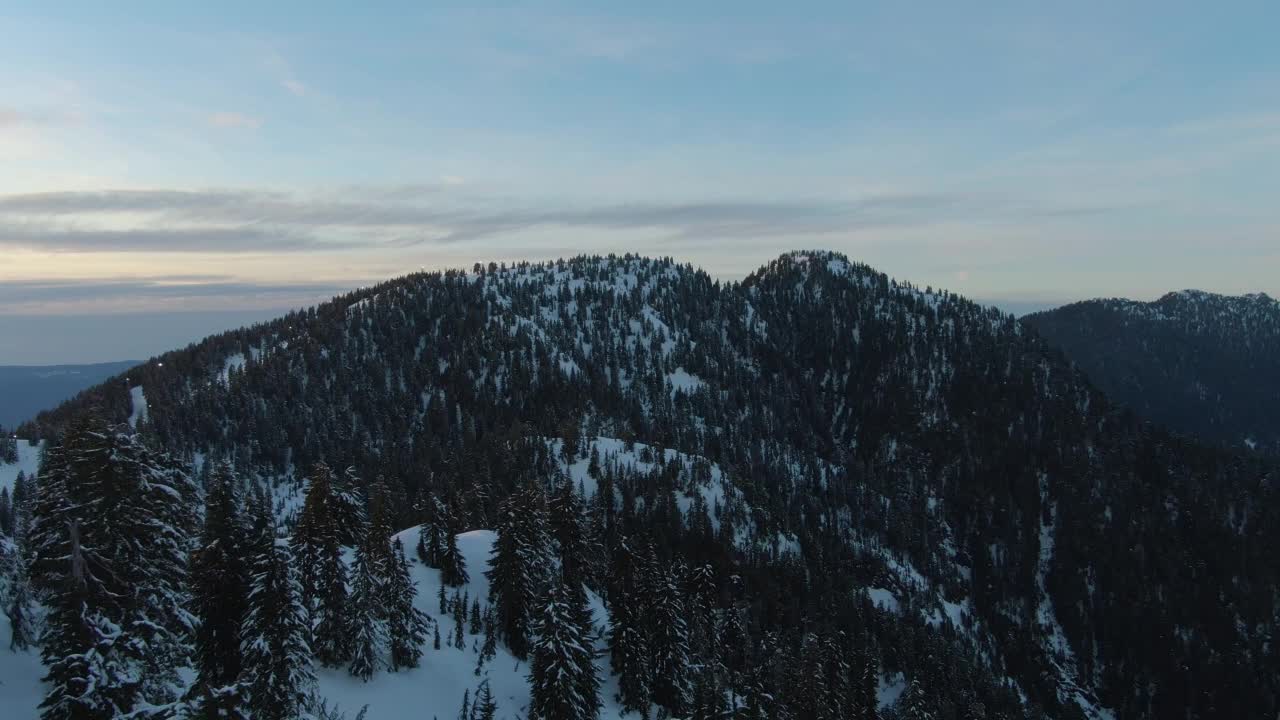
left=6, top=252, right=1279, bottom=719
left=1025, top=289, right=1280, bottom=455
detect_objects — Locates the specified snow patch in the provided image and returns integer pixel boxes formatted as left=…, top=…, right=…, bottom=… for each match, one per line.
left=128, top=385, right=148, bottom=428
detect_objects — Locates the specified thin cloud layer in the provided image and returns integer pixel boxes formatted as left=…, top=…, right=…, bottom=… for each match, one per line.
left=0, top=187, right=1093, bottom=255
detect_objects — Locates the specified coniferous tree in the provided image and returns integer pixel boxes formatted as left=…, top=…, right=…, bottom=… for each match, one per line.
left=347, top=529, right=386, bottom=681
left=311, top=531, right=352, bottom=668
left=440, top=530, right=469, bottom=587
left=12, top=469, right=34, bottom=547
left=0, top=486, right=12, bottom=536
left=30, top=416, right=197, bottom=719
left=190, top=461, right=249, bottom=695
left=472, top=679, right=498, bottom=720
left=292, top=462, right=339, bottom=611
left=386, top=538, right=430, bottom=670
left=5, top=558, right=35, bottom=651
left=240, top=510, right=314, bottom=720
left=648, top=568, right=692, bottom=715
left=528, top=575, right=599, bottom=720
left=898, top=679, right=934, bottom=720
left=486, top=484, right=548, bottom=659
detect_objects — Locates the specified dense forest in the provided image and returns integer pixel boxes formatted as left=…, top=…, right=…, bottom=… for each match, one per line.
left=3, top=251, right=1277, bottom=719
left=1025, top=289, right=1280, bottom=456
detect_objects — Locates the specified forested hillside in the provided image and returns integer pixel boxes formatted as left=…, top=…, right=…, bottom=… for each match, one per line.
left=4, top=252, right=1277, bottom=720
left=1025, top=290, right=1280, bottom=455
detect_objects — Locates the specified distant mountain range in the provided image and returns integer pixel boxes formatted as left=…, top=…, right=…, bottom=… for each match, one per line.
left=0, top=361, right=139, bottom=428
left=1025, top=289, right=1280, bottom=455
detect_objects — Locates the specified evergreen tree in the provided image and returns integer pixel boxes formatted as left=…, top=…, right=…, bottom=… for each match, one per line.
left=348, top=530, right=386, bottom=681
left=292, top=462, right=339, bottom=612
left=439, top=529, right=469, bottom=587
left=12, top=469, right=34, bottom=547
left=472, top=679, right=498, bottom=720
left=528, top=576, right=600, bottom=720
left=5, top=558, right=35, bottom=651
left=312, top=531, right=352, bottom=668
left=30, top=416, right=197, bottom=719
left=386, top=538, right=430, bottom=670
left=485, top=484, right=548, bottom=659
left=898, top=679, right=934, bottom=720
left=240, top=511, right=314, bottom=720
left=0, top=486, right=12, bottom=536
left=648, top=568, right=692, bottom=715
left=190, top=461, right=249, bottom=693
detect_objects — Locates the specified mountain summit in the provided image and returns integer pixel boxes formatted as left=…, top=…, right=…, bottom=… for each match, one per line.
left=10, top=252, right=1279, bottom=719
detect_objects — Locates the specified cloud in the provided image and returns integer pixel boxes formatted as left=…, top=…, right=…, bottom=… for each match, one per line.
left=208, top=112, right=262, bottom=129
left=0, top=276, right=353, bottom=316
left=0, top=186, right=1121, bottom=255
left=0, top=221, right=340, bottom=253
left=264, top=52, right=307, bottom=97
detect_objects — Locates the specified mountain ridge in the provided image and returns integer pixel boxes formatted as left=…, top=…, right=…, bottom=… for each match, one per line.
left=9, top=250, right=1279, bottom=719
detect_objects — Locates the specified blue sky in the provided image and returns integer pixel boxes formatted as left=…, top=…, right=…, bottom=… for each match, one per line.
left=2, top=1, right=1279, bottom=361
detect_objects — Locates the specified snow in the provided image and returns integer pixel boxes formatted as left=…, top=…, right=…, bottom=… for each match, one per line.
left=866, top=587, right=900, bottom=613
left=128, top=385, right=148, bottom=428
left=220, top=353, right=246, bottom=384
left=0, top=439, right=42, bottom=495
left=317, top=528, right=632, bottom=719
left=877, top=672, right=906, bottom=710
left=666, top=367, right=705, bottom=396
left=0, top=647, right=44, bottom=718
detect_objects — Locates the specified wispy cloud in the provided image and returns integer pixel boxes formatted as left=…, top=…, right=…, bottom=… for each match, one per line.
left=264, top=52, right=308, bottom=97
left=0, top=186, right=1126, bottom=255
left=208, top=112, right=262, bottom=129
left=0, top=275, right=352, bottom=315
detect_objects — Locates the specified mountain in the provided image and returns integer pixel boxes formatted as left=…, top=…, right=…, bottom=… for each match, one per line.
left=1024, top=290, right=1280, bottom=455
left=7, top=252, right=1279, bottom=719
left=0, top=361, right=140, bottom=428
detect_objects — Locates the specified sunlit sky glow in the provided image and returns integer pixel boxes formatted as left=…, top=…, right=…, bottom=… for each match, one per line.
left=2, top=1, right=1279, bottom=362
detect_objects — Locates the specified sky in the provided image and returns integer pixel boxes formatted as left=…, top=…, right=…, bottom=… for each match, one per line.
left=2, top=1, right=1279, bottom=363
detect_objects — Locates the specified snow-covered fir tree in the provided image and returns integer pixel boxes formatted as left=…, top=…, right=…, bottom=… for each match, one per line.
left=386, top=537, right=430, bottom=671
left=439, top=529, right=469, bottom=587
left=527, top=574, right=599, bottom=720
left=347, top=525, right=387, bottom=681
left=485, top=483, right=548, bottom=659
left=190, top=461, right=249, bottom=694
left=239, top=508, right=314, bottom=719
left=28, top=415, right=196, bottom=719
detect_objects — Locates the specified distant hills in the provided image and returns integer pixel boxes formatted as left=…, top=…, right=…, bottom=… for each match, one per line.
left=0, top=361, right=139, bottom=428
left=1024, top=289, right=1280, bottom=455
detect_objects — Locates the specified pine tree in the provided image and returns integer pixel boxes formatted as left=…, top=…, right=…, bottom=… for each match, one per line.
left=386, top=538, right=430, bottom=670
left=485, top=484, right=548, bottom=659
left=190, top=461, right=249, bottom=693
left=12, top=469, right=34, bottom=547
left=440, top=530, right=469, bottom=587
left=472, top=679, right=498, bottom=720
left=292, top=462, right=339, bottom=612
left=528, top=576, right=600, bottom=720
left=860, top=651, right=881, bottom=720
left=240, top=510, right=314, bottom=720
left=469, top=598, right=482, bottom=635
left=5, top=558, right=35, bottom=651
left=30, top=416, right=197, bottom=719
left=457, top=689, right=470, bottom=720
left=348, top=530, right=386, bottom=681
left=312, top=529, right=352, bottom=667
left=0, top=486, right=12, bottom=536
left=897, top=679, right=933, bottom=720
left=648, top=568, right=692, bottom=715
